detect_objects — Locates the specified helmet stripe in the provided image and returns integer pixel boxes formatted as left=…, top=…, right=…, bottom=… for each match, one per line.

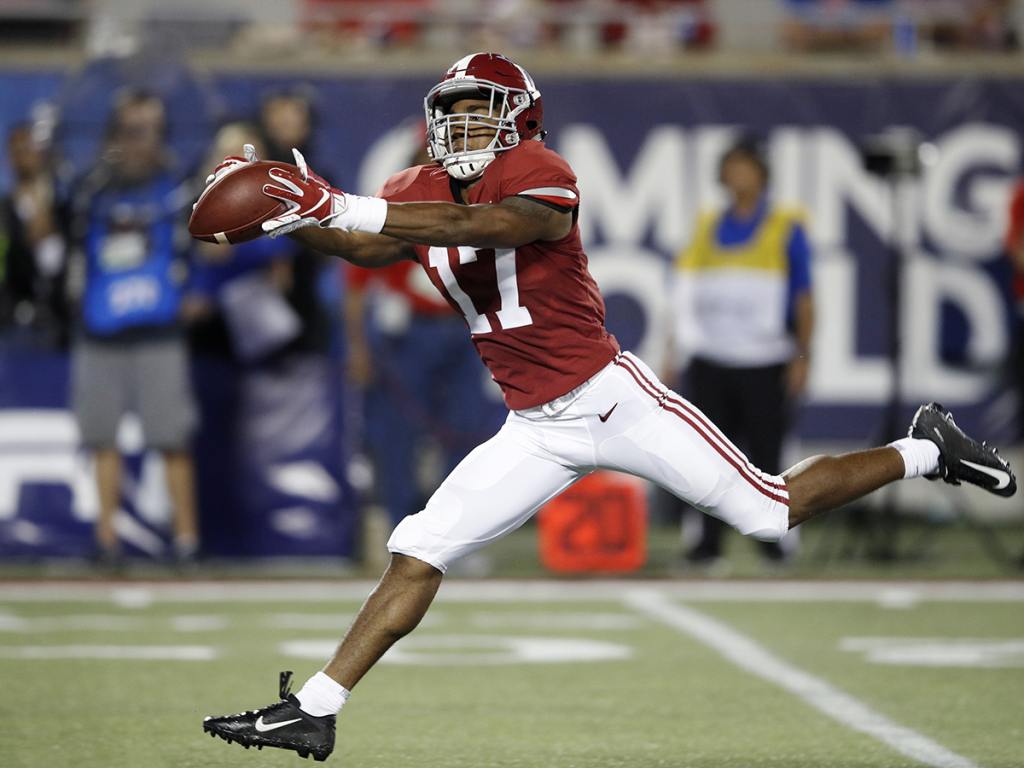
left=514, top=62, right=539, bottom=97
left=451, top=53, right=480, bottom=79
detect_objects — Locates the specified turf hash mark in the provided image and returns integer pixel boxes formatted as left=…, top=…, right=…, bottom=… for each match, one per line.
left=624, top=590, right=980, bottom=768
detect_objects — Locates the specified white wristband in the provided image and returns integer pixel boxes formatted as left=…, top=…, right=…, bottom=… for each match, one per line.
left=323, top=193, right=388, bottom=234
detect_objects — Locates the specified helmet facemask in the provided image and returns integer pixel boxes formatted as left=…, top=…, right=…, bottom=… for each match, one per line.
left=424, top=80, right=532, bottom=181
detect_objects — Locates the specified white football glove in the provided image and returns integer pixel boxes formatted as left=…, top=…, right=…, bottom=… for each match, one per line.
left=261, top=148, right=387, bottom=238
left=193, top=144, right=259, bottom=213
left=206, top=143, right=258, bottom=185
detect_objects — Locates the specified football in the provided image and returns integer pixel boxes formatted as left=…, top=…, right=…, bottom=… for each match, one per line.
left=188, top=160, right=294, bottom=244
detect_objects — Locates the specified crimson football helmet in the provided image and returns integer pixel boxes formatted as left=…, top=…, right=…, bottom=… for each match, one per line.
left=424, top=52, right=544, bottom=181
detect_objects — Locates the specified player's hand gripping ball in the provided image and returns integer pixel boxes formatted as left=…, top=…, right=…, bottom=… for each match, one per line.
left=189, top=144, right=340, bottom=243
left=189, top=144, right=290, bottom=244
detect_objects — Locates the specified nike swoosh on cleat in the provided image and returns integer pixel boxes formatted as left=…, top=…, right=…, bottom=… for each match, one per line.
left=959, top=459, right=1011, bottom=490
left=254, top=716, right=302, bottom=733
left=931, top=426, right=944, bottom=444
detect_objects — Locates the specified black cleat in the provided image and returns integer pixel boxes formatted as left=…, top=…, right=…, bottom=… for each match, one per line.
left=203, top=671, right=335, bottom=762
left=910, top=402, right=1017, bottom=498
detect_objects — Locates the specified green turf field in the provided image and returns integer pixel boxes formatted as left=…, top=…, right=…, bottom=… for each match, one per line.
left=3, top=580, right=1022, bottom=768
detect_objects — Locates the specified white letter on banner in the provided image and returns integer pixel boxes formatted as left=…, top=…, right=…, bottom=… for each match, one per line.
left=923, top=124, right=1020, bottom=261
left=0, top=411, right=97, bottom=522
left=559, top=125, right=687, bottom=252
left=811, top=249, right=890, bottom=403
left=769, top=127, right=807, bottom=208
left=812, top=128, right=893, bottom=246
left=901, top=256, right=1007, bottom=403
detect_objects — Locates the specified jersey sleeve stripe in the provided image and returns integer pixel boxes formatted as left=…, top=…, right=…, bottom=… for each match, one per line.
left=517, top=186, right=577, bottom=199
left=517, top=194, right=576, bottom=212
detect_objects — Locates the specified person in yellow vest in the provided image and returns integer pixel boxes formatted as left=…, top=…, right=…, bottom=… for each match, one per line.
left=673, top=136, right=814, bottom=566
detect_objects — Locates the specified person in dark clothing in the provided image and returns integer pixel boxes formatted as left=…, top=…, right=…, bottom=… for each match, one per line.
left=257, top=88, right=331, bottom=357
left=0, top=123, right=70, bottom=347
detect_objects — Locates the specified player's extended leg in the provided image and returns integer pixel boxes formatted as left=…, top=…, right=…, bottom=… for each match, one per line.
left=322, top=553, right=441, bottom=689
left=598, top=354, right=1016, bottom=546
left=201, top=554, right=439, bottom=762
left=783, top=447, right=904, bottom=528
left=202, top=416, right=582, bottom=760
left=786, top=402, right=1017, bottom=526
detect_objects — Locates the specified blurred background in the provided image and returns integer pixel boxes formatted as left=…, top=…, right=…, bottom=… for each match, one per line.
left=1, top=0, right=1023, bottom=579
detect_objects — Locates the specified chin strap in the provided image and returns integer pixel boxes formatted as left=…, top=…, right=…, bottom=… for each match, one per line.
left=445, top=152, right=495, bottom=181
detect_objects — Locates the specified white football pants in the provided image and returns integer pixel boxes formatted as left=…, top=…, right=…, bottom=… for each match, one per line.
left=388, top=351, right=790, bottom=573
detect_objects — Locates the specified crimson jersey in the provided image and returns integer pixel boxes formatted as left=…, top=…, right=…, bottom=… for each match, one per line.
left=379, top=140, right=620, bottom=409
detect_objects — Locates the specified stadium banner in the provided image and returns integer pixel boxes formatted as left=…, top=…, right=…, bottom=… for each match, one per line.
left=0, top=342, right=354, bottom=558
left=1, top=65, right=1022, bottom=556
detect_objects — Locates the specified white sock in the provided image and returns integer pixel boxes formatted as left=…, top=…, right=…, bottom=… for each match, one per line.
left=888, top=437, right=941, bottom=479
left=295, top=671, right=350, bottom=717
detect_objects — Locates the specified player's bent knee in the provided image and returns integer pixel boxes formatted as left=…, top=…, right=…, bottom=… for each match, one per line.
left=709, top=469, right=792, bottom=544
left=727, top=503, right=789, bottom=542
left=745, top=526, right=786, bottom=543
left=386, top=513, right=453, bottom=575
left=389, top=552, right=444, bottom=580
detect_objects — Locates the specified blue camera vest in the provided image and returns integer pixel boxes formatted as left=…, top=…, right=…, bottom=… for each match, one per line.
left=82, top=173, right=183, bottom=336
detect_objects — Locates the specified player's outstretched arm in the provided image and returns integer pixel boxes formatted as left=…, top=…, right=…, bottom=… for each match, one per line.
left=259, top=147, right=570, bottom=253
left=287, top=226, right=414, bottom=268
left=271, top=185, right=569, bottom=254
left=253, top=148, right=413, bottom=266
left=380, top=196, right=572, bottom=249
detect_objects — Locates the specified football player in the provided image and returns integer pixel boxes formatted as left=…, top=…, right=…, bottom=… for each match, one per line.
left=201, top=53, right=1017, bottom=762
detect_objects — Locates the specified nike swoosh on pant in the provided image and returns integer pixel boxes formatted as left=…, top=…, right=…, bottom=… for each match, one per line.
left=254, top=716, right=302, bottom=733
left=959, top=459, right=1011, bottom=490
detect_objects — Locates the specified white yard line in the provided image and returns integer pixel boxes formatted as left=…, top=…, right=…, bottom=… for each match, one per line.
left=624, top=589, right=980, bottom=768
left=0, top=579, right=1023, bottom=603
left=0, top=645, right=217, bottom=660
